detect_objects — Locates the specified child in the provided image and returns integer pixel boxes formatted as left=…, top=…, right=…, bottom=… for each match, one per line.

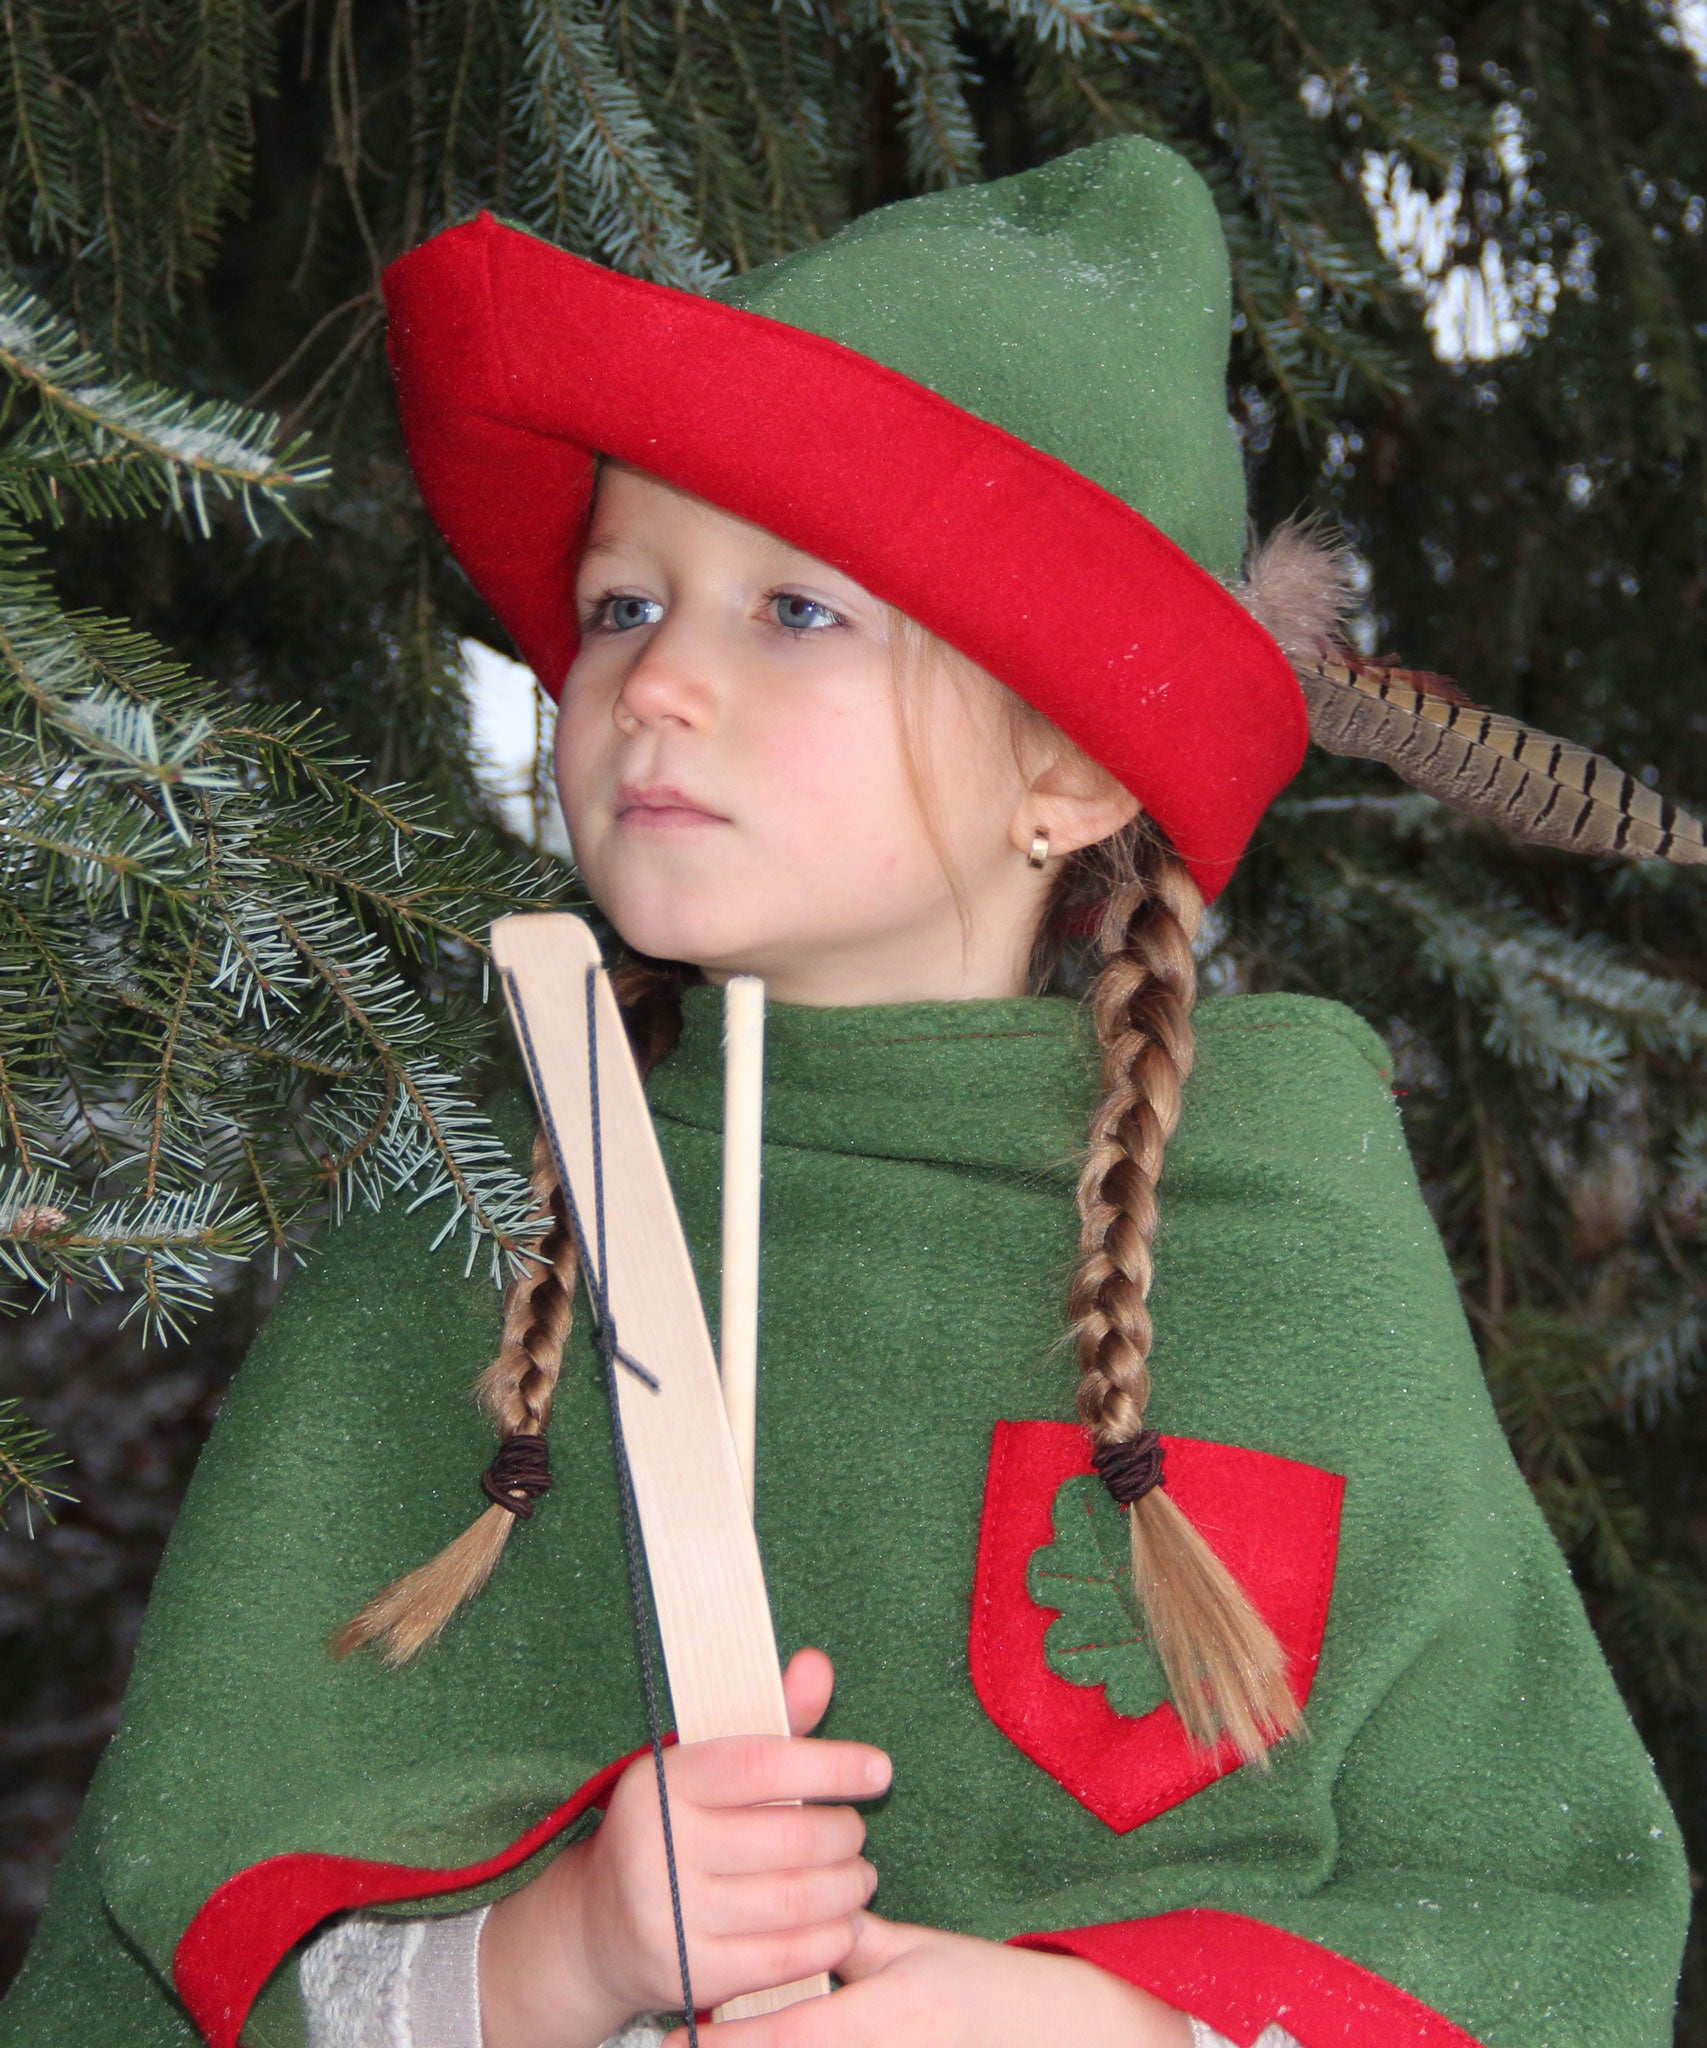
left=0, top=138, right=1690, bottom=2048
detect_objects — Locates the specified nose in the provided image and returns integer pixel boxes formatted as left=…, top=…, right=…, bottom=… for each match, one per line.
left=611, top=618, right=719, bottom=735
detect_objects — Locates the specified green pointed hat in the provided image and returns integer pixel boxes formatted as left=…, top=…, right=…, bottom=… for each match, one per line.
left=383, top=138, right=1309, bottom=899
left=712, top=139, right=1250, bottom=582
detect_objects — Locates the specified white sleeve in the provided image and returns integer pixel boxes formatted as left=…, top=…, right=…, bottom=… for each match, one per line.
left=299, top=1915, right=1283, bottom=2048
left=300, top=1913, right=430, bottom=2048
left=299, top=1908, right=673, bottom=2048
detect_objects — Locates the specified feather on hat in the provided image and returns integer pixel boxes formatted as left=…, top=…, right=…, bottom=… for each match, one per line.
left=1235, top=521, right=1706, bottom=866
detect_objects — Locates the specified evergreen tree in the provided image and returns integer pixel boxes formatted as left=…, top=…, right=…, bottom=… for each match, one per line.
left=0, top=0, right=1702, bottom=2021
left=0, top=274, right=560, bottom=1526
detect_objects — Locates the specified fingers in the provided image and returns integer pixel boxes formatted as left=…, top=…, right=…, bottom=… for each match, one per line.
left=696, top=1858, right=878, bottom=1938
left=668, top=1908, right=864, bottom=2023
left=782, top=1647, right=836, bottom=1736
left=831, top=1911, right=923, bottom=1982
left=700, top=1915, right=865, bottom=2014
left=673, top=1732, right=891, bottom=1810
left=663, top=1921, right=947, bottom=2048
left=698, top=1795, right=868, bottom=1876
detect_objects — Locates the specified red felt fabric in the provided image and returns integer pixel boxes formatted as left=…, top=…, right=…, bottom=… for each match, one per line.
left=171, top=1748, right=642, bottom=2048
left=970, top=1424, right=1344, bottom=1830
left=1010, top=1910, right=1484, bottom=2046
left=381, top=216, right=1310, bottom=902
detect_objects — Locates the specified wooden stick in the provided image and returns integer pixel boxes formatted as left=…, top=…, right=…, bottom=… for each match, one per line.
left=720, top=976, right=765, bottom=1510
left=491, top=916, right=827, bottom=2023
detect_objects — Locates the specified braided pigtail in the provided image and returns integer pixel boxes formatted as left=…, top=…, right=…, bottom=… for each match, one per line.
left=334, top=959, right=690, bottom=1665
left=1065, top=831, right=1301, bottom=1763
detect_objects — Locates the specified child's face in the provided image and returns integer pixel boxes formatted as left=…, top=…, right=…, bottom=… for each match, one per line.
left=555, top=463, right=1078, bottom=1004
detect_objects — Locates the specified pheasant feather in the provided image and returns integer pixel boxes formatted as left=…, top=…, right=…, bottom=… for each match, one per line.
left=1301, top=650, right=1706, bottom=865
left=1234, top=520, right=1706, bottom=866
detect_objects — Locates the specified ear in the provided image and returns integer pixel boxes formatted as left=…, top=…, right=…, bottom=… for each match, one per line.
left=1006, top=751, right=1141, bottom=863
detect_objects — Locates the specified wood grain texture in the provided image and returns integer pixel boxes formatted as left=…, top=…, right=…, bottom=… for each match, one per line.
left=720, top=976, right=766, bottom=1509
left=491, top=914, right=828, bottom=2021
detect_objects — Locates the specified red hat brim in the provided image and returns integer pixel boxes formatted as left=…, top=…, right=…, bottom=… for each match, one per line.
left=382, top=214, right=1306, bottom=900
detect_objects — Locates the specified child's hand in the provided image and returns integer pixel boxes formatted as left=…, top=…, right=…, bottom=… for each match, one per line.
left=665, top=1912, right=1193, bottom=2048
left=480, top=1649, right=889, bottom=2048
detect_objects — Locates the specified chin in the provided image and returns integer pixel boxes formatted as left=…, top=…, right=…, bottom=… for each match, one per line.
left=597, top=891, right=767, bottom=976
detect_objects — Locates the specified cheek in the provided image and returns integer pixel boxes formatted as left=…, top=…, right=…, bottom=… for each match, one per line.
left=912, top=681, right=1030, bottom=855
left=552, top=680, right=611, bottom=826
left=751, top=692, right=921, bottom=854
left=759, top=746, right=925, bottom=903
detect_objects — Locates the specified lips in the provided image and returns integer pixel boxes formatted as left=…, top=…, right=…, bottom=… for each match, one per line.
left=613, top=782, right=728, bottom=827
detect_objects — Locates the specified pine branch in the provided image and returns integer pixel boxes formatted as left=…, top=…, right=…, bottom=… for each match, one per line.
left=855, top=0, right=982, bottom=187
left=0, top=1393, right=73, bottom=1533
left=514, top=0, right=725, bottom=286
left=1615, top=1304, right=1706, bottom=1418
left=0, top=500, right=563, bottom=1327
left=1671, top=1111, right=1707, bottom=1212
left=984, top=0, right=1124, bottom=62
left=146, top=0, right=274, bottom=303
left=0, top=267, right=328, bottom=533
left=651, top=0, right=843, bottom=269
left=0, top=1162, right=261, bottom=1331
left=1344, top=867, right=1707, bottom=1101
left=0, top=1, right=88, bottom=252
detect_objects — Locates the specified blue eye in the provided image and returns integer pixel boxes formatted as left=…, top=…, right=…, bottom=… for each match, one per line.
left=774, top=593, right=841, bottom=633
left=601, top=595, right=663, bottom=631
left=584, top=589, right=841, bottom=636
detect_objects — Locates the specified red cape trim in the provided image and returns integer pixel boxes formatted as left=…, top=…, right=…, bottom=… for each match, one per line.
left=381, top=216, right=1308, bottom=902
left=172, top=1748, right=642, bottom=2048
left=971, top=1424, right=1344, bottom=1829
left=1011, top=1910, right=1484, bottom=2046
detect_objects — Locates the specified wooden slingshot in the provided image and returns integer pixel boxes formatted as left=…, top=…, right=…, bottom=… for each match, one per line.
left=492, top=912, right=826, bottom=2025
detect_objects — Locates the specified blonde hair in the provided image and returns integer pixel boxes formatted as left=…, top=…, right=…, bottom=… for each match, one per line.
left=1047, top=825, right=1299, bottom=1761
left=985, top=665, right=1299, bottom=1761
left=337, top=621, right=1299, bottom=1761
left=332, top=960, right=686, bottom=1664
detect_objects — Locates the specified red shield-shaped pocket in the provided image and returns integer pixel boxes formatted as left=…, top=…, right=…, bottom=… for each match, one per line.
left=970, top=1421, right=1344, bottom=1832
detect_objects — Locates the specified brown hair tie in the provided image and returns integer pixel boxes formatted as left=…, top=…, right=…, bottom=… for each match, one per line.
left=480, top=1433, right=554, bottom=1519
left=1092, top=1428, right=1166, bottom=1507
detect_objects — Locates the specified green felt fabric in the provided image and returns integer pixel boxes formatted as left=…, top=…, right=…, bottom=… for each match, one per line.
left=0, top=990, right=1687, bottom=2048
left=1033, top=1474, right=1172, bottom=1719
left=711, top=137, right=1247, bottom=581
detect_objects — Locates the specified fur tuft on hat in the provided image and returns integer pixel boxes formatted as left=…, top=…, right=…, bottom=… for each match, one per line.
left=1234, top=517, right=1360, bottom=670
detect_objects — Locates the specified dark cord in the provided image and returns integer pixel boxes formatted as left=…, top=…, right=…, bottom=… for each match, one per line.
left=499, top=965, right=701, bottom=2045
left=479, top=1433, right=553, bottom=1517
left=585, top=965, right=702, bottom=2047
left=1092, top=1428, right=1166, bottom=1506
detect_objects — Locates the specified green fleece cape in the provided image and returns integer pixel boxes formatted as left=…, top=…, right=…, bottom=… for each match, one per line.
left=0, top=991, right=1687, bottom=2048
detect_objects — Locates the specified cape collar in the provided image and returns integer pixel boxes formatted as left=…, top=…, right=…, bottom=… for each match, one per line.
left=648, top=984, right=1098, bottom=1177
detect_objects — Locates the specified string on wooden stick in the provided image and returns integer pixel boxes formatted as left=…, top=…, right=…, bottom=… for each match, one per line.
left=503, top=963, right=701, bottom=2048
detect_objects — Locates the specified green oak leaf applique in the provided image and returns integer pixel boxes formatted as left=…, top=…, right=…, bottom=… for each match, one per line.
left=1026, top=1474, right=1169, bottom=1719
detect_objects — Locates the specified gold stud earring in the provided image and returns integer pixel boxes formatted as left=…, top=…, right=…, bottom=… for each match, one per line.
left=1027, top=828, right=1050, bottom=869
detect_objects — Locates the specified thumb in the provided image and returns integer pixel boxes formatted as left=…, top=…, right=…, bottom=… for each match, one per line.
left=834, top=1911, right=927, bottom=1983
left=782, top=1646, right=835, bottom=1736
